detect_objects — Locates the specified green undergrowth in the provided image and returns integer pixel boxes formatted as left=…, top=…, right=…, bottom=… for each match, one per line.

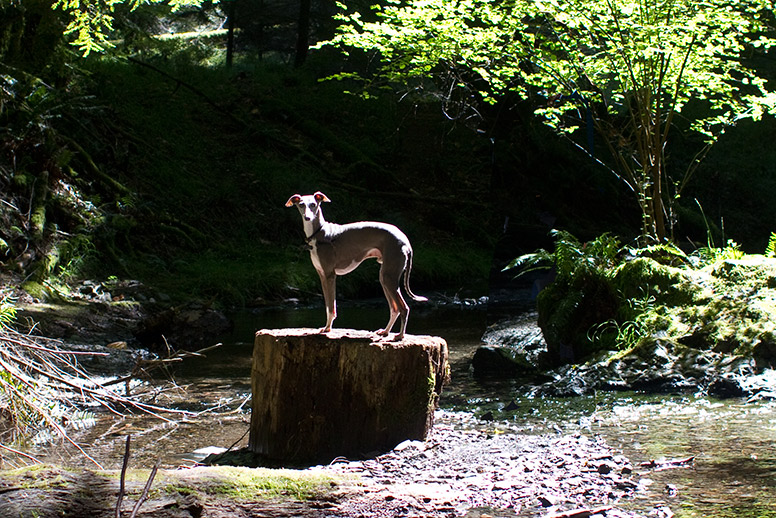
left=509, top=231, right=776, bottom=365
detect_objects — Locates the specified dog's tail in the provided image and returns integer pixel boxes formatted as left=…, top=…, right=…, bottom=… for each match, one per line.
left=404, top=249, right=428, bottom=302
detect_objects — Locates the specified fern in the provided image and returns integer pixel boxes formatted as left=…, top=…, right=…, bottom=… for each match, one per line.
left=696, top=239, right=745, bottom=265
left=503, top=230, right=622, bottom=281
left=766, top=232, right=776, bottom=258
left=0, top=292, right=16, bottom=328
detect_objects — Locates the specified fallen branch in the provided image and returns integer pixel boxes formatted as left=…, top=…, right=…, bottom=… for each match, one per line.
left=640, top=456, right=695, bottom=470
left=545, top=506, right=613, bottom=518
left=100, top=342, right=222, bottom=389
left=0, top=324, right=205, bottom=465
left=0, top=442, right=42, bottom=464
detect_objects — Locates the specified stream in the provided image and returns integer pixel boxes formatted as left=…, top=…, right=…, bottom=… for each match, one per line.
left=29, top=302, right=776, bottom=518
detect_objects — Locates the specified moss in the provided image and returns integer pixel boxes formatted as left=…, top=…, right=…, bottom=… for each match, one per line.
left=0, top=464, right=77, bottom=490
left=20, top=280, right=54, bottom=301
left=644, top=255, right=776, bottom=363
left=613, top=257, right=694, bottom=306
left=178, top=466, right=338, bottom=500
left=533, top=231, right=776, bottom=368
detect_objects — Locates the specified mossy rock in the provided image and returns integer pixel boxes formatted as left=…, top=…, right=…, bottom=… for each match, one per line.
left=612, top=257, right=694, bottom=307
left=710, top=255, right=776, bottom=283
left=21, top=280, right=56, bottom=301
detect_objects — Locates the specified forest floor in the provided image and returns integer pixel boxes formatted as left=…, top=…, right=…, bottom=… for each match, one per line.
left=0, top=412, right=660, bottom=518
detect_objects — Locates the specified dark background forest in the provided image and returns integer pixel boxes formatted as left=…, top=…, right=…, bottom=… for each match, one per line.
left=2, top=0, right=776, bottom=308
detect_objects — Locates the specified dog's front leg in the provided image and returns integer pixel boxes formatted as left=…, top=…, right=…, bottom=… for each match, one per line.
left=318, top=271, right=337, bottom=333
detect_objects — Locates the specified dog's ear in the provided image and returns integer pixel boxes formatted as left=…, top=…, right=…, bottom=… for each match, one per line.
left=314, top=191, right=331, bottom=203
left=285, top=194, right=302, bottom=207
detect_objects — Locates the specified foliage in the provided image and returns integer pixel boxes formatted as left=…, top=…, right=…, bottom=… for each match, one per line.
left=694, top=239, right=746, bottom=265
left=503, top=229, right=621, bottom=282
left=0, top=291, right=16, bottom=326
left=589, top=294, right=657, bottom=351
left=766, top=232, right=776, bottom=258
left=325, top=0, right=776, bottom=241
left=51, top=0, right=204, bottom=55
left=515, top=228, right=776, bottom=359
left=59, top=51, right=490, bottom=302
left=1, top=34, right=491, bottom=306
left=0, top=66, right=119, bottom=287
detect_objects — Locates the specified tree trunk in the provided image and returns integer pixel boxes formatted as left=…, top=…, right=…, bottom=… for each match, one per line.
left=294, top=0, right=311, bottom=67
left=249, top=328, right=449, bottom=463
left=225, top=0, right=236, bottom=68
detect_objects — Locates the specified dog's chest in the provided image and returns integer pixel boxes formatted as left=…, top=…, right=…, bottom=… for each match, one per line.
left=309, top=243, right=325, bottom=274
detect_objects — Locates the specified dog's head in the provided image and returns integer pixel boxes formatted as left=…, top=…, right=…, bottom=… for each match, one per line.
left=285, top=192, right=330, bottom=221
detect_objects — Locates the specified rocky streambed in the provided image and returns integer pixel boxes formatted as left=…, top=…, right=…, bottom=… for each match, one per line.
left=1, top=411, right=663, bottom=518
left=320, top=411, right=654, bottom=518
left=5, top=279, right=774, bottom=518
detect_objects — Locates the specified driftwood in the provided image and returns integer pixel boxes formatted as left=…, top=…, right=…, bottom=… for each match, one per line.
left=249, top=328, right=449, bottom=463
left=546, top=506, right=614, bottom=518
left=640, top=456, right=695, bottom=470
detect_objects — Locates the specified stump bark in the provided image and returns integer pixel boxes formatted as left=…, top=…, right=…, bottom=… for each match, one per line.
left=249, top=328, right=449, bottom=463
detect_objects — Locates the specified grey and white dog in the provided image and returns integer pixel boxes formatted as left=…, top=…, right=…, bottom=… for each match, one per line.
left=286, top=191, right=427, bottom=340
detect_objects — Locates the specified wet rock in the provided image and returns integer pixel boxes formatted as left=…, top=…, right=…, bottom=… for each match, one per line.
left=76, top=280, right=112, bottom=302
left=472, top=346, right=531, bottom=375
left=16, top=298, right=147, bottom=346
left=475, top=313, right=548, bottom=375
left=529, top=338, right=776, bottom=399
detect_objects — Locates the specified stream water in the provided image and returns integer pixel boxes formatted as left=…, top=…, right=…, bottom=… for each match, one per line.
left=30, top=302, right=776, bottom=518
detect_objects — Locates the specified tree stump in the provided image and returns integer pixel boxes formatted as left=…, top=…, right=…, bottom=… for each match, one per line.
left=249, top=328, right=449, bottom=463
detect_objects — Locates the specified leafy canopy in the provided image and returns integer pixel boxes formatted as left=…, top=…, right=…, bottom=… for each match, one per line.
left=52, top=0, right=203, bottom=55
left=325, top=0, right=776, bottom=240
left=329, top=0, right=775, bottom=129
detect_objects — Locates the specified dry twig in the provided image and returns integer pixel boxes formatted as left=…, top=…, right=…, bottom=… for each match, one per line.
left=0, top=324, right=202, bottom=466
left=116, top=436, right=131, bottom=518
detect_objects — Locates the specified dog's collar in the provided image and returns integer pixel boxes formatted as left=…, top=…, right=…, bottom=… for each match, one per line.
left=304, top=226, right=325, bottom=249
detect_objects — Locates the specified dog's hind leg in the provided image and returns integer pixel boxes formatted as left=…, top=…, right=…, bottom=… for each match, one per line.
left=377, top=263, right=409, bottom=340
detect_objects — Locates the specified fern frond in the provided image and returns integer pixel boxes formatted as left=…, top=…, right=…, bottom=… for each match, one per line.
left=502, top=250, right=553, bottom=276
left=766, top=232, right=776, bottom=258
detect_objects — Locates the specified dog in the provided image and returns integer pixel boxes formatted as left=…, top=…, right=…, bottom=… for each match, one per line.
left=286, top=192, right=427, bottom=340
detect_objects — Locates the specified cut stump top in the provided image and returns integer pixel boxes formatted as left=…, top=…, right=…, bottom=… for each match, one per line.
left=254, top=328, right=444, bottom=347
